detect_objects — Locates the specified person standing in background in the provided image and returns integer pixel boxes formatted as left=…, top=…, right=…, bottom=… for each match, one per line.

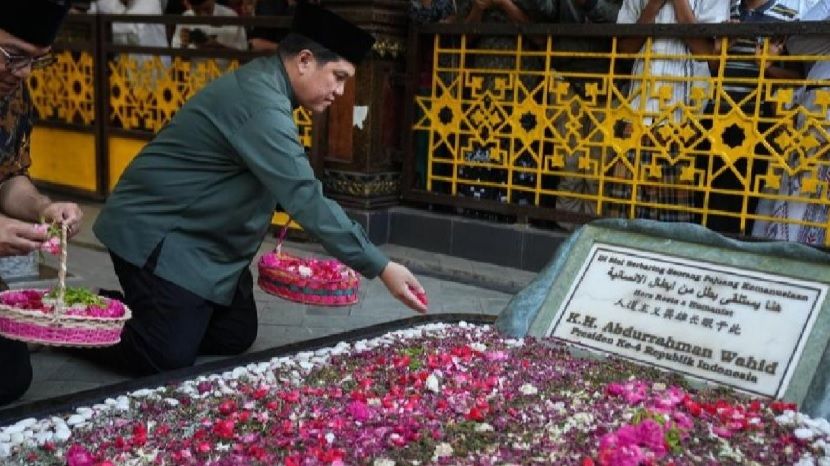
left=536, top=0, right=623, bottom=230
left=752, top=0, right=830, bottom=244
left=700, top=0, right=815, bottom=235
left=607, top=0, right=728, bottom=222
left=171, top=0, right=248, bottom=51
left=89, top=0, right=171, bottom=71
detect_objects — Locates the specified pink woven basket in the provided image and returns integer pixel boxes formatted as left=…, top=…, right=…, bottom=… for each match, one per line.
left=257, top=252, right=360, bottom=306
left=257, top=219, right=360, bottom=306
left=0, top=224, right=131, bottom=347
left=0, top=290, right=131, bottom=347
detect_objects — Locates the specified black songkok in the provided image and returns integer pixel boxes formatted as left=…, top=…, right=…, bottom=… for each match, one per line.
left=0, top=0, right=71, bottom=47
left=291, top=2, right=376, bottom=65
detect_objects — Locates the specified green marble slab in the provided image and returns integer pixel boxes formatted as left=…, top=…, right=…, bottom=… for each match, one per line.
left=495, top=219, right=830, bottom=417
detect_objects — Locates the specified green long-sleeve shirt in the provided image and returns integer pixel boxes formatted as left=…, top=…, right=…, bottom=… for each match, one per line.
left=94, top=56, right=388, bottom=305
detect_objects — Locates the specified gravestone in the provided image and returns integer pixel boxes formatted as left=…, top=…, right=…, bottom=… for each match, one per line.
left=496, top=219, right=830, bottom=418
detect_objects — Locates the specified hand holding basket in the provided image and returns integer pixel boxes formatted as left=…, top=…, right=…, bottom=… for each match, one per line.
left=0, top=224, right=131, bottom=347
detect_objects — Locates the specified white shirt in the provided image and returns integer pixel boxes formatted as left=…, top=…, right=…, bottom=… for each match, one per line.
left=617, top=0, right=729, bottom=123
left=89, top=0, right=169, bottom=49
left=171, top=4, right=248, bottom=51
left=787, top=0, right=830, bottom=56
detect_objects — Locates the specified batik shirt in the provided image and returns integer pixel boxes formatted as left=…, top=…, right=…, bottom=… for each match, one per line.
left=0, top=85, right=33, bottom=183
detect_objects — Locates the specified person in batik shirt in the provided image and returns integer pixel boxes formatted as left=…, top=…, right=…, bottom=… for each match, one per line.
left=0, top=1, right=84, bottom=406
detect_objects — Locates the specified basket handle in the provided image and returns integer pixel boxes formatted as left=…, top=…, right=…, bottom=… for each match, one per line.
left=53, top=223, right=68, bottom=320
left=275, top=215, right=292, bottom=257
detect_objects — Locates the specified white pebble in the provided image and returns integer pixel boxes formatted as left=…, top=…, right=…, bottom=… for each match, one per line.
left=432, top=442, right=454, bottom=461
left=9, top=432, right=23, bottom=445
left=469, top=342, right=487, bottom=352
left=795, top=457, right=816, bottom=466
left=54, top=428, right=71, bottom=442
left=66, top=415, right=85, bottom=426
left=12, top=418, right=36, bottom=432
left=4, top=423, right=25, bottom=435
left=474, top=423, right=494, bottom=432
left=0, top=433, right=9, bottom=443
left=808, top=418, right=830, bottom=436
left=130, top=389, right=154, bottom=398
left=35, top=431, right=53, bottom=445
left=0, top=443, right=11, bottom=458
left=425, top=374, right=441, bottom=393
left=519, top=383, right=539, bottom=396
left=795, top=428, right=816, bottom=440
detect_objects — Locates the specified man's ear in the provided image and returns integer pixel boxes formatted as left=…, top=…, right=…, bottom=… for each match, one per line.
left=296, top=49, right=315, bottom=74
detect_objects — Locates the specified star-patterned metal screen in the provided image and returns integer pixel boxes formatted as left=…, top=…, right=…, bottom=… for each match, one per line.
left=412, top=32, right=830, bottom=243
left=29, top=52, right=313, bottom=149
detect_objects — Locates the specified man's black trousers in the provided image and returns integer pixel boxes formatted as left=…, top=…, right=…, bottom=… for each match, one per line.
left=0, top=335, right=31, bottom=406
left=81, top=250, right=259, bottom=375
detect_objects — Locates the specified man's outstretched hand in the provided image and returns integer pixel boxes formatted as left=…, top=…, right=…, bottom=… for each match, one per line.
left=379, top=261, right=429, bottom=313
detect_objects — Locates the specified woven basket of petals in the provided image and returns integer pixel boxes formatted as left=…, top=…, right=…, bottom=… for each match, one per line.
left=257, top=252, right=360, bottom=306
left=257, top=219, right=360, bottom=307
left=0, top=223, right=131, bottom=347
left=0, top=289, right=131, bottom=347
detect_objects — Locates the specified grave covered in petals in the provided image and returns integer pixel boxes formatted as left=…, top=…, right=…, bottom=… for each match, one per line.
left=3, top=322, right=830, bottom=465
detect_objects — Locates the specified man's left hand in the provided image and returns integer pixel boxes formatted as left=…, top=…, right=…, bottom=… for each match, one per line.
left=40, top=202, right=83, bottom=238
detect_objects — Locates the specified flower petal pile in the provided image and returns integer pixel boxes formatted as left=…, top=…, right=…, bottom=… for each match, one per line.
left=0, top=289, right=126, bottom=319
left=3, top=323, right=830, bottom=465
left=259, top=253, right=353, bottom=282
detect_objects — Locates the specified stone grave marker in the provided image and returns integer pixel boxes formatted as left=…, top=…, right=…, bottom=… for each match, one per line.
left=496, top=219, right=830, bottom=417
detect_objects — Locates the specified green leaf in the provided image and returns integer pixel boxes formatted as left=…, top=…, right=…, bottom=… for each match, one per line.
left=46, top=287, right=104, bottom=307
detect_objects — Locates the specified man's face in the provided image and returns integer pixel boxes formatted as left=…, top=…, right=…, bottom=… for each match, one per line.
left=293, top=53, right=355, bottom=113
left=0, top=29, right=51, bottom=98
left=191, top=0, right=216, bottom=16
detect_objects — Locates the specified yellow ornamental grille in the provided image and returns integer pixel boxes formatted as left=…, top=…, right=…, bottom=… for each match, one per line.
left=413, top=33, right=830, bottom=242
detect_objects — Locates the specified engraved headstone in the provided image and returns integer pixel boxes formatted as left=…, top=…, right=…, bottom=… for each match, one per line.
left=496, top=219, right=830, bottom=417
